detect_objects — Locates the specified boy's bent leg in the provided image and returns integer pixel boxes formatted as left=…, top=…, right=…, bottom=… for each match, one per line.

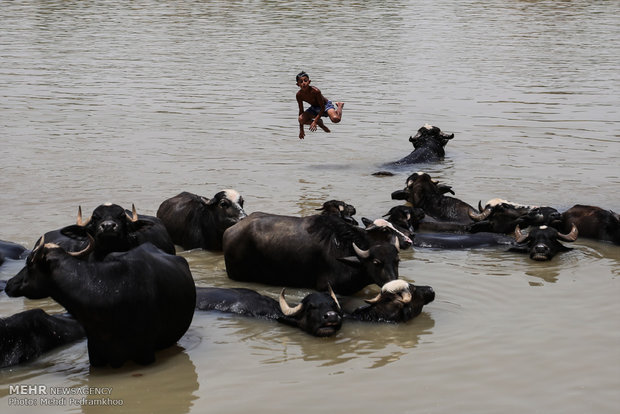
left=327, top=102, right=344, bottom=123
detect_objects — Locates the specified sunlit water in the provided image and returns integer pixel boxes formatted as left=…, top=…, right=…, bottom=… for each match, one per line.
left=1, top=1, right=619, bottom=413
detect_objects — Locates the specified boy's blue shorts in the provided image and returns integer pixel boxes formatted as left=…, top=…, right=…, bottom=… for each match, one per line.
left=305, top=100, right=336, bottom=117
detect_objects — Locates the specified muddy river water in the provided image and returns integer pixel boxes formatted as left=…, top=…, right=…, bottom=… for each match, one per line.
left=1, top=1, right=619, bottom=413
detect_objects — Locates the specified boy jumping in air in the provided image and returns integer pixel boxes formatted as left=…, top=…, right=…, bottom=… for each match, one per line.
left=296, top=71, right=344, bottom=139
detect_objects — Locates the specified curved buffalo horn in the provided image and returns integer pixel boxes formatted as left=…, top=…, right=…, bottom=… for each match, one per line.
left=514, top=226, right=529, bottom=244
left=469, top=205, right=492, bottom=221
left=76, top=205, right=91, bottom=227
left=67, top=233, right=95, bottom=258
left=364, top=291, right=383, bottom=305
left=279, top=288, right=303, bottom=316
left=557, top=224, right=579, bottom=242
left=31, top=235, right=46, bottom=262
left=352, top=243, right=370, bottom=259
left=327, top=283, right=341, bottom=310
left=126, top=203, right=139, bottom=222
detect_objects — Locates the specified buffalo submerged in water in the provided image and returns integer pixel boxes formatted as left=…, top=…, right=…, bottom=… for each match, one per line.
left=222, top=212, right=401, bottom=295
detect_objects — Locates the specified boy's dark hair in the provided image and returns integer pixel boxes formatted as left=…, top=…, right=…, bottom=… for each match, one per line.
left=296, top=71, right=309, bottom=82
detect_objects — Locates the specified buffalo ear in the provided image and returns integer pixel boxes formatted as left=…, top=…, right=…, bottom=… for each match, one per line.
left=337, top=256, right=361, bottom=267
left=60, top=225, right=89, bottom=240
left=361, top=217, right=373, bottom=228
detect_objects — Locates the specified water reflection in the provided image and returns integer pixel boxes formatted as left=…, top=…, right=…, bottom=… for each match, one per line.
left=208, top=311, right=434, bottom=369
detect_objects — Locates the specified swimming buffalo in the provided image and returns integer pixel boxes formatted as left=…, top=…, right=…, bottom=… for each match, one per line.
left=469, top=198, right=562, bottom=234
left=558, top=205, right=620, bottom=245
left=509, top=224, right=579, bottom=261
left=223, top=213, right=400, bottom=295
left=196, top=286, right=342, bottom=337
left=385, top=124, right=454, bottom=167
left=391, top=172, right=477, bottom=231
left=157, top=190, right=247, bottom=251
left=5, top=239, right=196, bottom=367
left=344, top=280, right=435, bottom=323
left=1, top=309, right=85, bottom=368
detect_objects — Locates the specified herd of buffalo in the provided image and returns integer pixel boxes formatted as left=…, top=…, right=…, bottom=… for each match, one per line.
left=1, top=124, right=618, bottom=369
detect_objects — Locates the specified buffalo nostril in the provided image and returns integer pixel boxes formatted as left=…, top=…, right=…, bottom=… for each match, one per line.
left=324, top=311, right=340, bottom=322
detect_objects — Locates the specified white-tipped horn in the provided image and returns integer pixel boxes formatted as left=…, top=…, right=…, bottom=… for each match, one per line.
left=514, top=226, right=529, bottom=244
left=327, top=283, right=341, bottom=310
left=558, top=224, right=579, bottom=242
left=352, top=243, right=370, bottom=259
left=76, top=205, right=91, bottom=227
left=126, top=204, right=139, bottom=222
left=279, top=288, right=303, bottom=316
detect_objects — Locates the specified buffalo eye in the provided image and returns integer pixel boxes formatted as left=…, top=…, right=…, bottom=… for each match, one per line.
left=219, top=199, right=231, bottom=208
left=373, top=259, right=382, bottom=266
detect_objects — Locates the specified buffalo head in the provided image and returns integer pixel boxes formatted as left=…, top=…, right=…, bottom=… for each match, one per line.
left=278, top=286, right=342, bottom=337
left=409, top=124, right=454, bottom=149
left=512, top=224, right=578, bottom=261
left=348, top=279, right=435, bottom=322
left=316, top=200, right=358, bottom=225
left=201, top=189, right=247, bottom=228
left=5, top=235, right=93, bottom=299
left=361, top=218, right=413, bottom=249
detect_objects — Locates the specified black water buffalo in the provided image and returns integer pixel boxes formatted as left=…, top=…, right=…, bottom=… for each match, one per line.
left=558, top=205, right=620, bottom=245
left=385, top=124, right=454, bottom=167
left=509, top=224, right=579, bottom=261
left=0, top=240, right=27, bottom=266
left=1, top=309, right=85, bottom=368
left=344, top=280, right=435, bottom=323
left=157, top=190, right=247, bottom=251
left=196, top=286, right=342, bottom=337
left=5, top=240, right=196, bottom=367
left=223, top=213, right=400, bottom=295
left=316, top=199, right=358, bottom=225
left=57, top=204, right=176, bottom=259
left=469, top=198, right=562, bottom=234
left=391, top=172, right=477, bottom=231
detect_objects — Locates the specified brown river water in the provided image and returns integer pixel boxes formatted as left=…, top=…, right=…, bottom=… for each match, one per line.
left=1, top=1, right=619, bottom=413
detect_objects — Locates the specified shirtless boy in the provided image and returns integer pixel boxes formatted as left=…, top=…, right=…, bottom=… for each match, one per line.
left=296, top=71, right=344, bottom=139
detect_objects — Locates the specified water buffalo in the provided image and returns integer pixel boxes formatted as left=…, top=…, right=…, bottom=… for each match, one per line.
left=558, top=205, right=620, bottom=245
left=316, top=199, right=358, bottom=225
left=5, top=239, right=196, bottom=367
left=344, top=280, right=435, bottom=323
left=509, top=224, right=579, bottom=261
left=223, top=213, right=400, bottom=295
left=391, top=172, right=477, bottom=231
left=0, top=240, right=27, bottom=266
left=157, top=190, right=247, bottom=251
left=196, top=286, right=342, bottom=337
left=58, top=203, right=176, bottom=259
left=385, top=124, right=454, bottom=167
left=1, top=309, right=85, bottom=368
left=469, top=198, right=562, bottom=234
